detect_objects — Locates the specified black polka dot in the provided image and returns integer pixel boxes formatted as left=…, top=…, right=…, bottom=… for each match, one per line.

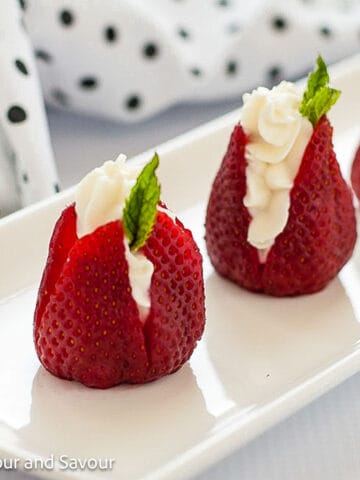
left=35, top=49, right=52, bottom=63
left=226, top=60, right=238, bottom=76
left=22, top=172, right=29, bottom=183
left=217, top=0, right=230, bottom=6
left=18, top=0, right=26, bottom=10
left=125, top=95, right=141, bottom=110
left=51, top=89, right=69, bottom=107
left=79, top=77, right=98, bottom=90
left=226, top=22, right=241, bottom=34
left=104, top=26, right=118, bottom=43
left=143, top=43, right=159, bottom=59
left=59, top=9, right=74, bottom=26
left=190, top=67, right=202, bottom=77
left=271, top=16, right=288, bottom=31
left=177, top=27, right=190, bottom=39
left=320, top=26, right=332, bottom=37
left=15, top=59, right=28, bottom=75
left=7, top=105, right=27, bottom=123
left=54, top=183, right=61, bottom=193
left=268, top=65, right=283, bottom=83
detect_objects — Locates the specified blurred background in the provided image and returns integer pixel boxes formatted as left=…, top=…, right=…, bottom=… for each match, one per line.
left=0, top=0, right=359, bottom=216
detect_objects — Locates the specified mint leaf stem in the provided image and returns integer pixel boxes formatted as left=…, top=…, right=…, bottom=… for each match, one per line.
left=299, top=55, right=341, bottom=126
left=123, top=153, right=161, bottom=251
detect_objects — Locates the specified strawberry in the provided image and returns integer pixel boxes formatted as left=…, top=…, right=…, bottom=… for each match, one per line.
left=350, top=143, right=360, bottom=200
left=34, top=155, right=205, bottom=388
left=205, top=57, right=356, bottom=296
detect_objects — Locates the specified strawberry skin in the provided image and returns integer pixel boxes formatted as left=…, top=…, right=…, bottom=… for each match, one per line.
left=351, top=144, right=360, bottom=200
left=34, top=205, right=205, bottom=388
left=205, top=116, right=356, bottom=296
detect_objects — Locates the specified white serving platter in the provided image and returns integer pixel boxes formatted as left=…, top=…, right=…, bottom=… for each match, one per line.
left=0, top=54, right=360, bottom=480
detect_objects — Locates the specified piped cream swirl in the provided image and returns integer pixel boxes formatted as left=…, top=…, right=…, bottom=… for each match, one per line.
left=241, top=81, right=313, bottom=262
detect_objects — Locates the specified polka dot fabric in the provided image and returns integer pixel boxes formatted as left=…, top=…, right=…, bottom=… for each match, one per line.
left=22, top=0, right=360, bottom=120
left=0, top=0, right=59, bottom=216
left=0, top=0, right=360, bottom=215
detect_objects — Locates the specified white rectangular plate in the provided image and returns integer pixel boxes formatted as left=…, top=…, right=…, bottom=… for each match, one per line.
left=1, top=55, right=360, bottom=480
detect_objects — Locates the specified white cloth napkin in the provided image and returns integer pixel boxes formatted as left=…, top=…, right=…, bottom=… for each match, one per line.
left=0, top=0, right=59, bottom=215
left=1, top=0, right=359, bottom=215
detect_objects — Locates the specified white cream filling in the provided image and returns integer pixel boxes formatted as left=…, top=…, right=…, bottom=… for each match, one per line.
left=75, top=154, right=154, bottom=321
left=241, top=81, right=313, bottom=262
left=123, top=239, right=154, bottom=320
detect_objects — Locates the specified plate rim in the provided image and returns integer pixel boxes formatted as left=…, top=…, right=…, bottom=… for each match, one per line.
left=1, top=52, right=360, bottom=480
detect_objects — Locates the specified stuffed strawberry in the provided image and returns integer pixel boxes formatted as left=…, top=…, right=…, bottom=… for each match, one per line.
left=205, top=56, right=356, bottom=296
left=350, top=143, right=360, bottom=200
left=34, top=154, right=205, bottom=388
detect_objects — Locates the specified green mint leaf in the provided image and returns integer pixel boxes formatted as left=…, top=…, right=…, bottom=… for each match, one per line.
left=305, top=86, right=341, bottom=126
left=123, top=153, right=161, bottom=251
left=302, top=55, right=329, bottom=104
left=299, top=55, right=341, bottom=126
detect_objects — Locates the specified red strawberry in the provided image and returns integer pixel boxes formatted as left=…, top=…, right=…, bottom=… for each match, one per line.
left=350, top=144, right=360, bottom=200
left=205, top=57, right=356, bottom=296
left=34, top=156, right=205, bottom=388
